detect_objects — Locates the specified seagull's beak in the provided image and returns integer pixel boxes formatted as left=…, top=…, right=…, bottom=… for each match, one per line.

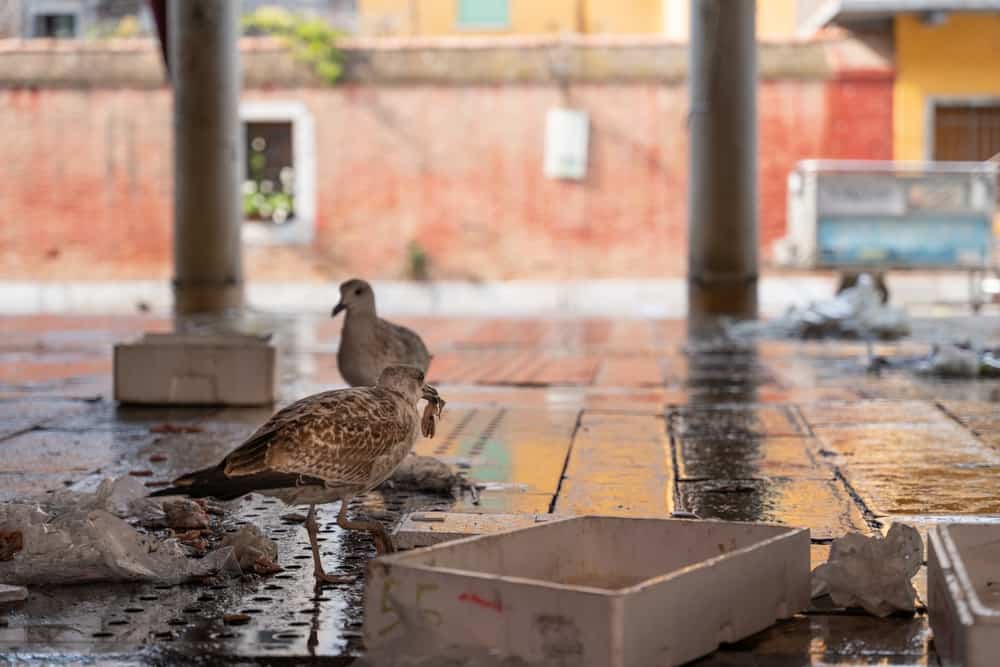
left=422, top=384, right=445, bottom=417
left=331, top=302, right=346, bottom=317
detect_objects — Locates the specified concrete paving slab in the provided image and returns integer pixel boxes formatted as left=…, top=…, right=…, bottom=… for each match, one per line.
left=841, top=463, right=1000, bottom=515
left=677, top=436, right=830, bottom=480
left=799, top=400, right=947, bottom=428
left=813, top=423, right=1000, bottom=467
left=672, top=404, right=806, bottom=438
left=0, top=398, right=96, bottom=440
left=694, top=614, right=935, bottom=665
left=678, top=478, right=867, bottom=540
left=556, top=413, right=674, bottom=517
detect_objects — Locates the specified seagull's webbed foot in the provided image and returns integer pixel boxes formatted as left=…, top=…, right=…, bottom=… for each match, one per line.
left=336, top=497, right=396, bottom=556
left=305, top=504, right=351, bottom=588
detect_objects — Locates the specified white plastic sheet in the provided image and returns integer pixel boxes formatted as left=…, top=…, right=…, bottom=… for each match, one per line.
left=811, top=523, right=923, bottom=617
left=0, top=477, right=243, bottom=586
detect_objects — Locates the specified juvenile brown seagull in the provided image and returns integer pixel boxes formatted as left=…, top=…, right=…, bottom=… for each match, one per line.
left=332, top=278, right=432, bottom=387
left=151, top=366, right=445, bottom=586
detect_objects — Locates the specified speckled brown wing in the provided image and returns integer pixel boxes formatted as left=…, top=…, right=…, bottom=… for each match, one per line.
left=224, top=388, right=417, bottom=489
left=222, top=389, right=346, bottom=477
left=377, top=319, right=431, bottom=371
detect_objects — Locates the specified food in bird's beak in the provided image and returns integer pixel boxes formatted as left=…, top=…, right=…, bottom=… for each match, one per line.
left=420, top=388, right=445, bottom=438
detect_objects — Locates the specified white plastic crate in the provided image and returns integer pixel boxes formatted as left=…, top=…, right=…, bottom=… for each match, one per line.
left=364, top=516, right=810, bottom=666
left=928, top=524, right=1000, bottom=667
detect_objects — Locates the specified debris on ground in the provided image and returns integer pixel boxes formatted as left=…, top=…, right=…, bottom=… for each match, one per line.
left=173, top=529, right=209, bottom=554
left=388, top=455, right=460, bottom=494
left=0, top=530, right=24, bottom=561
left=0, top=584, right=28, bottom=603
left=0, top=503, right=240, bottom=586
left=150, top=423, right=203, bottom=434
left=733, top=274, right=910, bottom=340
left=220, top=524, right=280, bottom=575
left=163, top=499, right=210, bottom=531
left=811, top=523, right=923, bottom=617
left=867, top=343, right=1000, bottom=379
left=382, top=455, right=480, bottom=503
left=223, top=613, right=252, bottom=626
left=0, top=477, right=250, bottom=585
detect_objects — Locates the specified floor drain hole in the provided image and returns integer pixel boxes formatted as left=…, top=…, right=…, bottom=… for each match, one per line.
left=182, top=606, right=202, bottom=614
left=252, top=596, right=273, bottom=602
left=138, top=595, right=159, bottom=601
left=167, top=619, right=187, bottom=626
left=124, top=607, right=144, bottom=613
left=241, top=608, right=264, bottom=615
left=198, top=595, right=215, bottom=602
left=107, top=620, right=129, bottom=626
left=92, top=632, right=114, bottom=638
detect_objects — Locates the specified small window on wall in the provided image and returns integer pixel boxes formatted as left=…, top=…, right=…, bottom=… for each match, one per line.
left=33, top=13, right=77, bottom=38
left=245, top=121, right=295, bottom=225
left=240, top=102, right=316, bottom=245
left=457, top=0, right=510, bottom=29
left=932, top=102, right=1000, bottom=162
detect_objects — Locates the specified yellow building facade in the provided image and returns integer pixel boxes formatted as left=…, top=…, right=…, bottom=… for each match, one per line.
left=358, top=0, right=799, bottom=39
left=893, top=12, right=1000, bottom=161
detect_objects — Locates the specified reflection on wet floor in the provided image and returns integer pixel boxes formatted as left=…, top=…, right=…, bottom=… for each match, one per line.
left=0, top=313, right=997, bottom=664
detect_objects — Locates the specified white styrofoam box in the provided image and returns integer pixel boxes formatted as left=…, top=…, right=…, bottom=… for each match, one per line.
left=393, top=512, right=568, bottom=549
left=113, top=333, right=276, bottom=406
left=365, top=516, right=810, bottom=666
left=928, top=524, right=1000, bottom=667
left=544, top=108, right=589, bottom=181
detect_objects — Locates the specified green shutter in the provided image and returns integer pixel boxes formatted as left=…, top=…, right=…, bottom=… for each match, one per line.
left=457, top=0, right=510, bottom=28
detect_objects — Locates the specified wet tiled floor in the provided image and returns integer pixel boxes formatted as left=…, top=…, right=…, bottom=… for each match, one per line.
left=0, top=313, right=998, bottom=665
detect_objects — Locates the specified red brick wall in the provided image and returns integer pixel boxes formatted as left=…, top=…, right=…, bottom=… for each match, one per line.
left=0, top=75, right=892, bottom=281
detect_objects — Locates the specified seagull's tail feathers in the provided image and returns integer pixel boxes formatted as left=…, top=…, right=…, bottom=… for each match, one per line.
left=149, top=464, right=325, bottom=502
left=148, top=462, right=239, bottom=500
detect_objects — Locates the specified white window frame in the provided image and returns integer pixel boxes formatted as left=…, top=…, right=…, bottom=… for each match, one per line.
left=240, top=101, right=317, bottom=246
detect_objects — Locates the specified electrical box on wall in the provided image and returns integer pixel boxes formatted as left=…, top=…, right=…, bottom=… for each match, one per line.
left=544, top=108, right=589, bottom=181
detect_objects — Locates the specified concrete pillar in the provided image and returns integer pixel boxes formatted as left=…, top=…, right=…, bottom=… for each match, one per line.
left=169, top=0, right=244, bottom=315
left=687, top=0, right=758, bottom=324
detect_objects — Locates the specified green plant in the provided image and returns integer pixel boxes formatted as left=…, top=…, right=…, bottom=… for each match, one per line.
left=406, top=241, right=430, bottom=281
left=243, top=6, right=344, bottom=85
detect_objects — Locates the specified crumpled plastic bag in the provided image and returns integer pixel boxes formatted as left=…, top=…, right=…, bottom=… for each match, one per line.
left=0, top=476, right=242, bottom=586
left=44, top=475, right=165, bottom=526
left=0, top=505, right=240, bottom=586
left=811, top=523, right=923, bottom=617
left=221, top=524, right=280, bottom=574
